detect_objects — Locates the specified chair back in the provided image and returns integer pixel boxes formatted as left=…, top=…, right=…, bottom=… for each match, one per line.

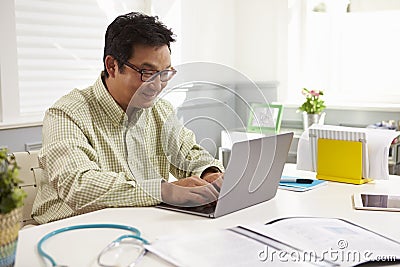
left=12, top=151, right=40, bottom=226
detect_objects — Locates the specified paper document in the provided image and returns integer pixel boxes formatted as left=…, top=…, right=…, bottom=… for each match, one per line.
left=241, top=217, right=400, bottom=266
left=148, top=217, right=400, bottom=267
left=148, top=229, right=302, bottom=267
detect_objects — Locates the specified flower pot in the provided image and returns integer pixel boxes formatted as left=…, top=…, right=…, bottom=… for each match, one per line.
left=0, top=207, right=22, bottom=267
left=302, top=112, right=326, bottom=130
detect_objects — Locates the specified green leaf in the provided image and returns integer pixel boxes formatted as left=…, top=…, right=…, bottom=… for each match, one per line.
left=0, top=148, right=27, bottom=214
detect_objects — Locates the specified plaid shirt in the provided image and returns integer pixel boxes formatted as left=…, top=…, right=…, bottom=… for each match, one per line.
left=32, top=74, right=224, bottom=224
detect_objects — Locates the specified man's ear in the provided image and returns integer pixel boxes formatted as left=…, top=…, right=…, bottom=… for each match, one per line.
left=105, top=55, right=117, bottom=78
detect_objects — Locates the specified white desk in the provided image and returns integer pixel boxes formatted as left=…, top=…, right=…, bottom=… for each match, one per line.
left=15, top=164, right=400, bottom=267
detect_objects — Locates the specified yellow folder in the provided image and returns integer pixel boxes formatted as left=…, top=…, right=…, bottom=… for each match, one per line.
left=316, top=138, right=372, bottom=184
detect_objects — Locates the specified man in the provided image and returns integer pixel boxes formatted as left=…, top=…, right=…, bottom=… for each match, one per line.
left=32, top=12, right=224, bottom=224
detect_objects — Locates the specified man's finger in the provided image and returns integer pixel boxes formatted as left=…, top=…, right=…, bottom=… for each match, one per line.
left=191, top=183, right=219, bottom=202
left=212, top=178, right=223, bottom=192
left=172, top=176, right=209, bottom=187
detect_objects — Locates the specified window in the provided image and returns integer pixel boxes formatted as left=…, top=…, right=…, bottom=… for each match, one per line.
left=0, top=0, right=150, bottom=124
left=287, top=0, right=400, bottom=108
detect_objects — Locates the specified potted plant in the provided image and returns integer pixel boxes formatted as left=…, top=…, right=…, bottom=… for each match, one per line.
left=0, top=148, right=26, bottom=267
left=298, top=88, right=326, bottom=129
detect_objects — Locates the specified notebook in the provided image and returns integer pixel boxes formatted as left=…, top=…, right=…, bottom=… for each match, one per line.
left=279, top=177, right=327, bottom=192
left=156, top=132, right=294, bottom=218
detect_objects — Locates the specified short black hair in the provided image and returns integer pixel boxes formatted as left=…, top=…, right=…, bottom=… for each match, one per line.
left=103, top=12, right=176, bottom=77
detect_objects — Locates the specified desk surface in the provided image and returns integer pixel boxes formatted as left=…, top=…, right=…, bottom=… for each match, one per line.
left=15, top=164, right=400, bottom=267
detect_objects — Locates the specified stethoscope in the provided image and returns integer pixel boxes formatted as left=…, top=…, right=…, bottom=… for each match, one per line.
left=37, top=223, right=149, bottom=267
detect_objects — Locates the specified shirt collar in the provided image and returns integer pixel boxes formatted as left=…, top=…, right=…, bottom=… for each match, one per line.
left=93, top=73, right=127, bottom=127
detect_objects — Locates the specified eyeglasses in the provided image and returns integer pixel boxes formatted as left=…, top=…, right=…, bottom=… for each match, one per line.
left=123, top=61, right=177, bottom=82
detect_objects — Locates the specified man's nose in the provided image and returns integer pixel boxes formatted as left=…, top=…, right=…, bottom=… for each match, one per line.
left=149, top=75, right=163, bottom=90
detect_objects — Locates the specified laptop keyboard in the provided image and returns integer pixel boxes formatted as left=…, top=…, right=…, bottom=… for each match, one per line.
left=160, top=201, right=218, bottom=215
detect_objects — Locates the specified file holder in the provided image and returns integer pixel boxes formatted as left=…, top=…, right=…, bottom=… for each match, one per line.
left=316, top=138, right=372, bottom=184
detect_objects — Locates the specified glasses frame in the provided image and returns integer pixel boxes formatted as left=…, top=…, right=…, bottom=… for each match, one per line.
left=123, top=61, right=177, bottom=82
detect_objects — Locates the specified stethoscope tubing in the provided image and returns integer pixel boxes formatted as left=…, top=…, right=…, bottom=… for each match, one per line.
left=37, top=223, right=144, bottom=267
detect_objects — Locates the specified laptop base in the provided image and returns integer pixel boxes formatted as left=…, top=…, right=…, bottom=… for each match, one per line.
left=156, top=202, right=217, bottom=218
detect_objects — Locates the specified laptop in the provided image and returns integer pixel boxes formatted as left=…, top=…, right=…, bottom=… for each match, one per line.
left=157, top=132, right=294, bottom=218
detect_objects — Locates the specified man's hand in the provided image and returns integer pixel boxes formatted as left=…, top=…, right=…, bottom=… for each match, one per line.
left=161, top=176, right=220, bottom=206
left=201, top=172, right=224, bottom=191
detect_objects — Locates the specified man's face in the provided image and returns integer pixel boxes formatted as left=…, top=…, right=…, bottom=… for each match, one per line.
left=110, top=44, right=172, bottom=109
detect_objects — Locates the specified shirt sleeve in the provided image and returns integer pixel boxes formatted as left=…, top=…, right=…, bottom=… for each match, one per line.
left=170, top=126, right=225, bottom=178
left=154, top=100, right=225, bottom=179
left=39, top=107, right=163, bottom=214
left=200, top=166, right=222, bottom=178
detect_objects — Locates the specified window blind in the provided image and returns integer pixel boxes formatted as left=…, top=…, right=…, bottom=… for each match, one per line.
left=15, top=0, right=147, bottom=118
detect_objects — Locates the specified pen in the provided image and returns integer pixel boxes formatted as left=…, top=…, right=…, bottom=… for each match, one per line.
left=280, top=176, right=314, bottom=184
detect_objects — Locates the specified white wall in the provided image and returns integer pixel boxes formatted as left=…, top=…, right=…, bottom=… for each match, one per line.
left=174, top=0, right=288, bottom=84
left=180, top=0, right=236, bottom=68
left=350, top=0, right=400, bottom=11
left=235, top=0, right=280, bottom=81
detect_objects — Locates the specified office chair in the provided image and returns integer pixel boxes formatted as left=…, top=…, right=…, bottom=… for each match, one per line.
left=12, top=151, right=41, bottom=226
